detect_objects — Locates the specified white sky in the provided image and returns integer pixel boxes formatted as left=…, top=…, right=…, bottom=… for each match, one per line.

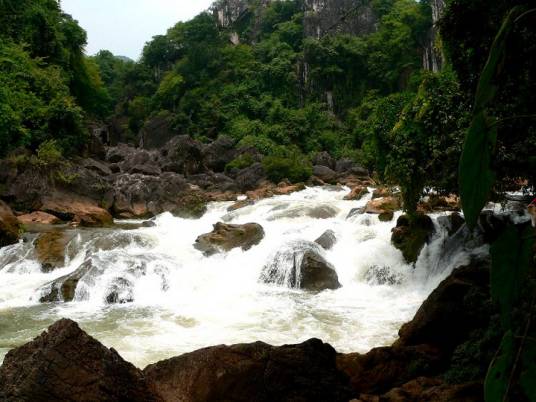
left=61, top=0, right=215, bottom=60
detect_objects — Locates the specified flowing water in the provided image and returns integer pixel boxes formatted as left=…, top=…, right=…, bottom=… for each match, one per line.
left=0, top=187, right=484, bottom=368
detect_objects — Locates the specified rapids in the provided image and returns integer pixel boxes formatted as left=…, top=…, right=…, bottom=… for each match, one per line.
left=0, top=187, right=483, bottom=368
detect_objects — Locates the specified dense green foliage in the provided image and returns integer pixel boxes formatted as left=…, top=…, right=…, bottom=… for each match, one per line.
left=0, top=0, right=109, bottom=156
left=450, top=3, right=536, bottom=401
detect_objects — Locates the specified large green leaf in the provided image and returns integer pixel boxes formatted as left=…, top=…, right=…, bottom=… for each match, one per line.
left=520, top=339, right=536, bottom=401
left=459, top=6, right=525, bottom=229
left=485, top=331, right=515, bottom=402
left=490, top=224, right=534, bottom=329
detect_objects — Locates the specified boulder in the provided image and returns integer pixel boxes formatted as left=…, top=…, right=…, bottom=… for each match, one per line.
left=160, top=135, right=205, bottom=175
left=39, top=260, right=93, bottom=302
left=396, top=257, right=491, bottom=350
left=315, top=229, right=337, bottom=250
left=106, top=143, right=133, bottom=164
left=194, top=222, right=265, bottom=256
left=41, top=194, right=113, bottom=227
left=202, top=136, right=237, bottom=172
left=18, top=211, right=61, bottom=226
left=372, top=187, right=393, bottom=199
left=187, top=173, right=238, bottom=193
left=312, top=151, right=336, bottom=170
left=365, top=196, right=401, bottom=221
left=235, top=163, right=266, bottom=191
left=171, top=191, right=209, bottom=219
left=261, top=241, right=341, bottom=291
left=144, top=338, right=353, bottom=402
left=0, top=319, right=159, bottom=402
left=139, top=112, right=179, bottom=149
left=313, top=165, right=337, bottom=183
left=80, top=158, right=112, bottom=176
left=344, top=186, right=369, bottom=201
left=0, top=201, right=20, bottom=248
left=35, top=231, right=72, bottom=273
left=337, top=344, right=444, bottom=395
left=335, top=158, right=368, bottom=177
left=391, top=214, right=435, bottom=264
left=418, top=194, right=460, bottom=213
left=227, top=199, right=255, bottom=212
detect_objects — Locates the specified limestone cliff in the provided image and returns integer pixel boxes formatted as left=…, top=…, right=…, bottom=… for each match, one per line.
left=303, top=0, right=378, bottom=39
left=423, top=0, right=445, bottom=72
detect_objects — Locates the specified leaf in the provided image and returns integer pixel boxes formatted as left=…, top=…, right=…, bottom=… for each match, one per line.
left=485, top=331, right=515, bottom=402
left=459, top=112, right=497, bottom=228
left=520, top=339, right=536, bottom=401
left=490, top=224, right=534, bottom=329
left=459, top=6, right=525, bottom=229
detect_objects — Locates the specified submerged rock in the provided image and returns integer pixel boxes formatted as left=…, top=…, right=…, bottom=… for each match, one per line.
left=364, top=265, right=403, bottom=286
left=35, top=231, right=73, bottom=272
left=39, top=260, right=93, bottom=302
left=315, top=229, right=337, bottom=250
left=344, top=185, right=368, bottom=201
left=268, top=204, right=339, bottom=220
left=261, top=241, right=341, bottom=291
left=194, top=222, right=265, bottom=256
left=0, top=201, right=20, bottom=248
left=144, top=338, right=353, bottom=402
left=0, top=319, right=159, bottom=401
left=105, top=277, right=134, bottom=304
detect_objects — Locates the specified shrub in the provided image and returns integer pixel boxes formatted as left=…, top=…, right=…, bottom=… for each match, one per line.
left=262, top=154, right=312, bottom=183
left=225, top=154, right=255, bottom=172
left=35, top=140, right=63, bottom=166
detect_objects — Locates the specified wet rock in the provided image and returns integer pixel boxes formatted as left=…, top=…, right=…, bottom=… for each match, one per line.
left=227, top=199, right=255, bottom=211
left=344, top=186, right=369, bottom=201
left=171, top=191, right=209, bottom=219
left=346, top=207, right=364, bottom=219
left=35, top=231, right=73, bottom=272
left=365, top=196, right=401, bottom=222
left=364, top=265, right=403, bottom=286
left=194, top=222, right=265, bottom=256
left=39, top=260, right=93, bottom=302
left=0, top=201, right=21, bottom=248
left=88, top=233, right=157, bottom=254
left=391, top=214, right=435, bottom=264
left=202, top=135, right=237, bottom=172
left=396, top=257, right=491, bottom=350
left=105, top=278, right=134, bottom=304
left=372, top=187, right=393, bottom=199
left=18, top=211, right=61, bottom=225
left=313, top=151, right=336, bottom=170
left=0, top=319, right=159, bottom=401
left=41, top=194, right=113, bottom=227
left=437, top=212, right=465, bottom=236
left=418, top=194, right=460, bottom=213
left=313, top=165, right=337, bottom=183
left=261, top=241, right=341, bottom=291
left=144, top=338, right=353, bottom=402
left=315, top=229, right=337, bottom=250
left=269, top=204, right=339, bottom=220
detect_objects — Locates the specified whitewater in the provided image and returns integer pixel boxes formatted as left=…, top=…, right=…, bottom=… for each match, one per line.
left=0, top=186, right=480, bottom=367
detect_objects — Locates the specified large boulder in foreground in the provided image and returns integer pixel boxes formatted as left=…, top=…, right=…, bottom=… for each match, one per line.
left=144, top=338, right=353, bottom=402
left=0, top=200, right=20, bottom=248
left=194, top=222, right=265, bottom=256
left=0, top=319, right=159, bottom=402
left=261, top=241, right=341, bottom=291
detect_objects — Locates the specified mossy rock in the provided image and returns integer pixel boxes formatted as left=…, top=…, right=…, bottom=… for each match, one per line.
left=391, top=214, right=435, bottom=264
left=171, top=192, right=208, bottom=219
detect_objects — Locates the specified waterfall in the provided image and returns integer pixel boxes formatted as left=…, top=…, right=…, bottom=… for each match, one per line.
left=0, top=186, right=481, bottom=367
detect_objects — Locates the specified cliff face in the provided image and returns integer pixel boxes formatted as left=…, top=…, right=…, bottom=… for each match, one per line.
left=423, top=0, right=445, bottom=72
left=303, top=0, right=378, bottom=39
left=212, top=0, right=379, bottom=40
